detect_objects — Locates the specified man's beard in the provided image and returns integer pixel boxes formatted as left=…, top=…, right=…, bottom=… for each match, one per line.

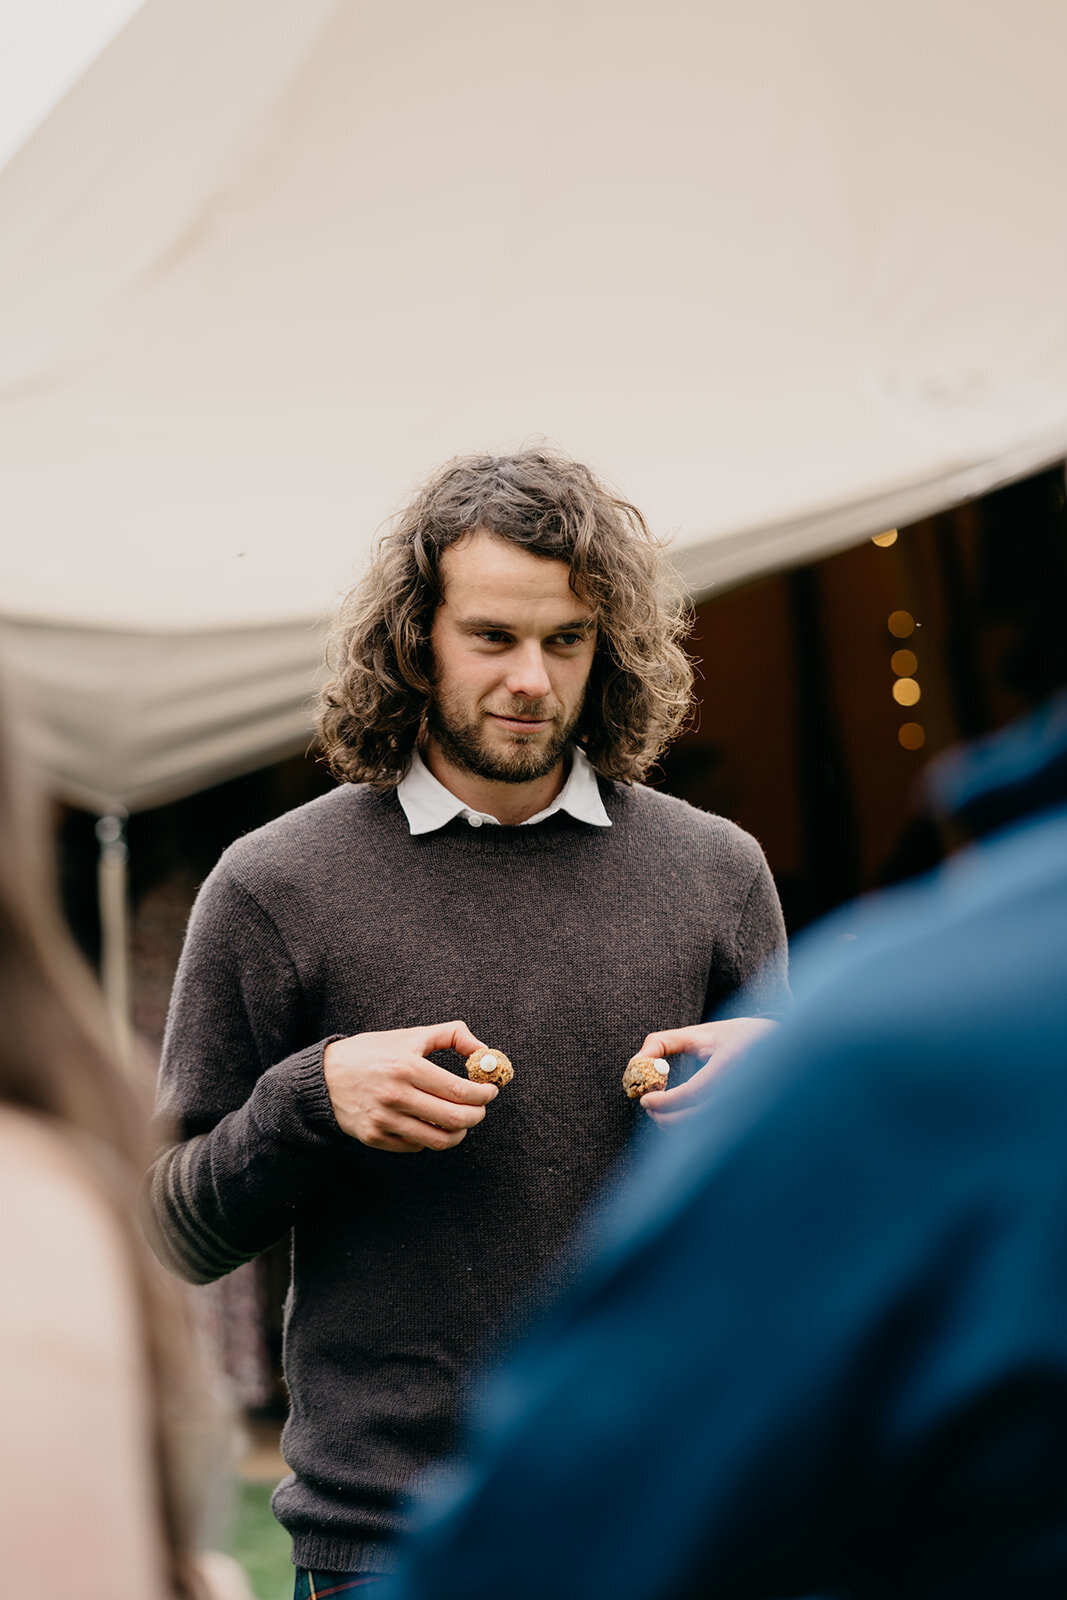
left=427, top=694, right=584, bottom=784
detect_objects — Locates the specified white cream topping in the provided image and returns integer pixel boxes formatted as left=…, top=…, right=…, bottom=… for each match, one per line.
left=479, top=1054, right=498, bottom=1074
left=633, top=1059, right=667, bottom=1078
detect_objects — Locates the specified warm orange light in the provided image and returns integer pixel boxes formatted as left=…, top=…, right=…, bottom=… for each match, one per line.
left=891, top=649, right=918, bottom=676
left=872, top=529, right=898, bottom=547
left=899, top=723, right=925, bottom=750
left=888, top=610, right=915, bottom=638
left=892, top=678, right=921, bottom=707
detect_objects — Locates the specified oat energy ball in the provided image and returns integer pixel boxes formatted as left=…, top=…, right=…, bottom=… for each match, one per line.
left=466, top=1046, right=514, bottom=1088
left=622, top=1055, right=670, bottom=1099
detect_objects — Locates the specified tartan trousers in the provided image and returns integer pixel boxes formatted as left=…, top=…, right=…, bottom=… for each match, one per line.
left=293, top=1570, right=387, bottom=1597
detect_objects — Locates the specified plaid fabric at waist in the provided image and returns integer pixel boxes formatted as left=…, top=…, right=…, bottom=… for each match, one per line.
left=294, top=1570, right=388, bottom=1598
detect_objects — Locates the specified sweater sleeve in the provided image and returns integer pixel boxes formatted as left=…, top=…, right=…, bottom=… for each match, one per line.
left=145, top=860, right=345, bottom=1285
left=717, top=847, right=791, bottom=1021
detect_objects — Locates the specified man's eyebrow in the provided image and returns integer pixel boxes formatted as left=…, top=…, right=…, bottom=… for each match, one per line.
left=460, top=616, right=596, bottom=633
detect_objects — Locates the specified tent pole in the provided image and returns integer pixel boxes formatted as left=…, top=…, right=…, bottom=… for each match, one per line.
left=96, top=811, right=131, bottom=1055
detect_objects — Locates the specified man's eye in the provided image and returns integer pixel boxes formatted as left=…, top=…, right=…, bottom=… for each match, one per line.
left=477, top=632, right=509, bottom=644
left=553, top=634, right=584, bottom=647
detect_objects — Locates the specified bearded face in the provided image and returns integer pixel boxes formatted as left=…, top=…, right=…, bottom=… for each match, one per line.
left=426, top=531, right=597, bottom=790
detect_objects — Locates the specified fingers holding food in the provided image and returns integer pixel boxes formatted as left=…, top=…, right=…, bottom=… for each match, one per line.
left=622, top=1055, right=670, bottom=1100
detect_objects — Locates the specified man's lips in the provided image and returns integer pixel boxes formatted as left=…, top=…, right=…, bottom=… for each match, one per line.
left=488, top=712, right=554, bottom=732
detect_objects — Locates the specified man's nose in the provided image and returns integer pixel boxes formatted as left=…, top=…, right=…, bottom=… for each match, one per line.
left=506, top=644, right=552, bottom=702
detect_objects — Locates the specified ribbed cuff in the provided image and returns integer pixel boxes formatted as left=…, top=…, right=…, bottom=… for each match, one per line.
left=288, top=1035, right=346, bottom=1134
left=290, top=1533, right=399, bottom=1576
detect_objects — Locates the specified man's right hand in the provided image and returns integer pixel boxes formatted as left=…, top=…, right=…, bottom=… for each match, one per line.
left=322, top=1020, right=497, bottom=1153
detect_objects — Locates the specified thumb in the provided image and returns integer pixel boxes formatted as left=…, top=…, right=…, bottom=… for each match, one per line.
left=419, top=1019, right=486, bottom=1058
left=643, top=1073, right=706, bottom=1110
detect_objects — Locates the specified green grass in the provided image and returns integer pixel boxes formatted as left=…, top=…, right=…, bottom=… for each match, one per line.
left=230, top=1480, right=293, bottom=1600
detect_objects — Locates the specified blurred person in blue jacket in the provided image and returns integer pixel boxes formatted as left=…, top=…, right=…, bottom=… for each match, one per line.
left=386, top=691, right=1067, bottom=1600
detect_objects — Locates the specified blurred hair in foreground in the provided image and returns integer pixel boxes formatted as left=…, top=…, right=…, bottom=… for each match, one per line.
left=0, top=677, right=217, bottom=1598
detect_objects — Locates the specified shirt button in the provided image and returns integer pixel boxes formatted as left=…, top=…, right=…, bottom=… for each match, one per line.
left=467, top=814, right=483, bottom=828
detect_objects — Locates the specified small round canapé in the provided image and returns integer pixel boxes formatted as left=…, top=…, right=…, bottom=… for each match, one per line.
left=622, top=1055, right=669, bottom=1100
left=466, top=1046, right=514, bottom=1088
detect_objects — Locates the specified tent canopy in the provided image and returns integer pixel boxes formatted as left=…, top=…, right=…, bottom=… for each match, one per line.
left=0, top=0, right=146, bottom=171
left=3, top=0, right=1067, bottom=811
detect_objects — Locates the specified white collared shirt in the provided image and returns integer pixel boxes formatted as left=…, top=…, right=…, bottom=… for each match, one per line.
left=396, top=746, right=612, bottom=834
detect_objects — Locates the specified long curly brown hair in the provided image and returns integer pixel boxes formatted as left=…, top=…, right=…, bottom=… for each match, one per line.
left=317, top=449, right=695, bottom=787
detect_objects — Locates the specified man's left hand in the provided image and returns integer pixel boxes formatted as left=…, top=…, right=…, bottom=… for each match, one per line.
left=635, top=1018, right=779, bottom=1126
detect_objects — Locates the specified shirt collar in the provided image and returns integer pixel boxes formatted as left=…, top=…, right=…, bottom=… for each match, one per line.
left=396, top=745, right=612, bottom=835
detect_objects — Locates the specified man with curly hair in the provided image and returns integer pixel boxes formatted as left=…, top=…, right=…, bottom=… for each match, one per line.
left=148, top=450, right=789, bottom=1591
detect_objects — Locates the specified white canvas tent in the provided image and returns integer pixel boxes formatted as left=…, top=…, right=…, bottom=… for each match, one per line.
left=3, top=0, right=1067, bottom=818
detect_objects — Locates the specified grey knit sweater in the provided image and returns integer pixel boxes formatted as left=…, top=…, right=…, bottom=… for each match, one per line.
left=148, top=778, right=788, bottom=1573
